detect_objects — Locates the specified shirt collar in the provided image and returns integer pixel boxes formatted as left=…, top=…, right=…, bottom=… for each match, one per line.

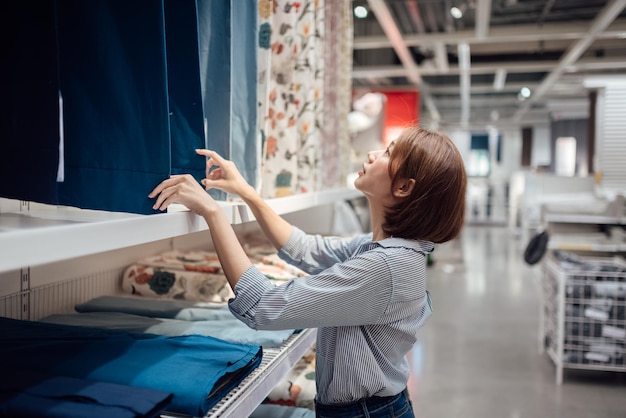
left=367, top=236, right=435, bottom=254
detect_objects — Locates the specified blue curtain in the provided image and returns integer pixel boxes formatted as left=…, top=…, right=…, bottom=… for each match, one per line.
left=197, top=0, right=230, bottom=201
left=0, top=1, right=60, bottom=204
left=1, top=0, right=258, bottom=215
left=231, top=0, right=259, bottom=189
left=56, top=0, right=171, bottom=214
left=165, top=0, right=207, bottom=182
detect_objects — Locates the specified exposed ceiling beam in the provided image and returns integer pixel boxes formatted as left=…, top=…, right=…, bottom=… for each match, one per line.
left=475, top=0, right=492, bottom=39
left=351, top=56, right=626, bottom=79
left=354, top=81, right=562, bottom=95
left=431, top=81, right=532, bottom=94
left=366, top=0, right=440, bottom=122
left=366, top=0, right=421, bottom=84
left=513, top=0, right=626, bottom=122
left=467, top=37, right=626, bottom=55
left=424, top=3, right=439, bottom=33
left=436, top=96, right=531, bottom=107
left=537, top=0, right=557, bottom=26
left=493, top=68, right=507, bottom=91
left=406, top=1, right=426, bottom=33
left=433, top=42, right=449, bottom=73
left=406, top=0, right=448, bottom=74
left=458, top=43, right=471, bottom=126
left=353, top=19, right=626, bottom=49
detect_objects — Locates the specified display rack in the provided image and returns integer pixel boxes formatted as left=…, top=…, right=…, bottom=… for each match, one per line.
left=0, top=188, right=362, bottom=274
left=540, top=252, right=626, bottom=384
left=0, top=273, right=316, bottom=418
left=543, top=210, right=626, bottom=255
left=0, top=189, right=360, bottom=416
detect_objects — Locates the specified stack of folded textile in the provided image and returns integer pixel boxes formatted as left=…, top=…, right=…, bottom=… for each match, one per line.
left=0, top=368, right=173, bottom=418
left=121, top=250, right=234, bottom=303
left=41, top=295, right=296, bottom=348
left=0, top=317, right=262, bottom=417
left=122, top=246, right=310, bottom=301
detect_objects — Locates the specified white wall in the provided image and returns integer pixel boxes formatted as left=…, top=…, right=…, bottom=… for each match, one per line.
left=447, top=127, right=522, bottom=223
left=532, top=123, right=551, bottom=168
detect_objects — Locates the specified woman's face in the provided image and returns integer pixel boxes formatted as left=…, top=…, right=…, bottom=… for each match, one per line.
left=354, top=141, right=395, bottom=202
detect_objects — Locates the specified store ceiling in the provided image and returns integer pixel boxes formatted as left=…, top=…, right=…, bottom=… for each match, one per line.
left=351, top=0, right=626, bottom=130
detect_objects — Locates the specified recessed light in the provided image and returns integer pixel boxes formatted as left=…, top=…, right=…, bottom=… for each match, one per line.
left=354, top=6, right=368, bottom=19
left=518, top=87, right=532, bottom=101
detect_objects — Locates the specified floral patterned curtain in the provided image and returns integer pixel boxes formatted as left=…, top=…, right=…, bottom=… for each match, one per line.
left=257, top=0, right=325, bottom=198
left=322, top=0, right=353, bottom=189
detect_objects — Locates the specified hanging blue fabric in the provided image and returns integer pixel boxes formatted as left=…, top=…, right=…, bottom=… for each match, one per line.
left=197, top=0, right=231, bottom=201
left=1, top=1, right=259, bottom=214
left=0, top=1, right=61, bottom=204
left=231, top=0, right=259, bottom=189
left=55, top=0, right=171, bottom=214
left=164, top=0, right=207, bottom=183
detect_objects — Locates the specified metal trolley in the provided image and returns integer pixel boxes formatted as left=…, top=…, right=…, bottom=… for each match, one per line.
left=540, top=252, right=626, bottom=384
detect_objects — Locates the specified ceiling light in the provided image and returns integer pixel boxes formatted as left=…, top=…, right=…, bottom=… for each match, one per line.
left=354, top=6, right=368, bottom=19
left=450, top=6, right=463, bottom=19
left=518, top=87, right=531, bottom=101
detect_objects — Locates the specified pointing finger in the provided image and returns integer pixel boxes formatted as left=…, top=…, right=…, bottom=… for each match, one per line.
left=197, top=149, right=228, bottom=166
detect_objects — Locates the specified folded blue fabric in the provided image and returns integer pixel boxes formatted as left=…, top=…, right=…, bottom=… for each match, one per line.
left=0, top=317, right=262, bottom=416
left=0, top=368, right=172, bottom=418
left=75, top=295, right=232, bottom=320
left=42, top=311, right=294, bottom=347
left=72, top=295, right=295, bottom=347
left=250, top=404, right=315, bottom=418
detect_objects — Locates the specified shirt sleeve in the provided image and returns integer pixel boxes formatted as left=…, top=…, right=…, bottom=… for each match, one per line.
left=277, top=226, right=372, bottom=275
left=228, top=248, right=393, bottom=331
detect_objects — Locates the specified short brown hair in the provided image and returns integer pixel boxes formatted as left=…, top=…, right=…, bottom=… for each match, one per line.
left=384, top=127, right=466, bottom=243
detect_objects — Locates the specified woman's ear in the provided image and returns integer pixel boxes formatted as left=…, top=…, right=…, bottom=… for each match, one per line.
left=393, top=178, right=416, bottom=198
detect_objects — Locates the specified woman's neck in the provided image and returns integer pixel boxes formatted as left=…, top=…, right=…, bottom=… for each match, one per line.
left=369, top=203, right=390, bottom=242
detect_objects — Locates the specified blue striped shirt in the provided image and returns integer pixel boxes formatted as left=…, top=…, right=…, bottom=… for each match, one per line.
left=228, top=226, right=434, bottom=405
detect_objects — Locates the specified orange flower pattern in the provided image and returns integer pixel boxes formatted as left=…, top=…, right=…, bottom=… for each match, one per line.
left=257, top=0, right=325, bottom=198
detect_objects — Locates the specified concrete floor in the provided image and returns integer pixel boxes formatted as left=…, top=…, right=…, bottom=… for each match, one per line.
left=407, top=225, right=626, bottom=418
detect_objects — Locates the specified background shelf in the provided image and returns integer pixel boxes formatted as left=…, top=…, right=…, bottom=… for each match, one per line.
left=0, top=188, right=363, bottom=273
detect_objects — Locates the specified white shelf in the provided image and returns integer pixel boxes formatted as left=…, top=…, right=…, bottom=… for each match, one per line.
left=0, top=188, right=363, bottom=273
left=548, top=241, right=626, bottom=252
left=200, top=328, right=317, bottom=418
left=544, top=213, right=623, bottom=225
left=548, top=233, right=626, bottom=252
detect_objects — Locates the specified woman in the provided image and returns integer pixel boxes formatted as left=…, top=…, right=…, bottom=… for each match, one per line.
left=149, top=126, right=466, bottom=418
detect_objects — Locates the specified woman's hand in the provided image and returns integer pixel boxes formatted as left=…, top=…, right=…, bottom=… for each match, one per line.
left=149, top=169, right=254, bottom=289
left=149, top=174, right=218, bottom=217
left=197, top=149, right=254, bottom=198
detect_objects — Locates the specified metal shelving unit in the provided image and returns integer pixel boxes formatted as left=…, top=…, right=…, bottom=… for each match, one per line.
left=0, top=190, right=357, bottom=416
left=540, top=253, right=626, bottom=384
left=202, top=329, right=316, bottom=418
left=542, top=208, right=626, bottom=256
